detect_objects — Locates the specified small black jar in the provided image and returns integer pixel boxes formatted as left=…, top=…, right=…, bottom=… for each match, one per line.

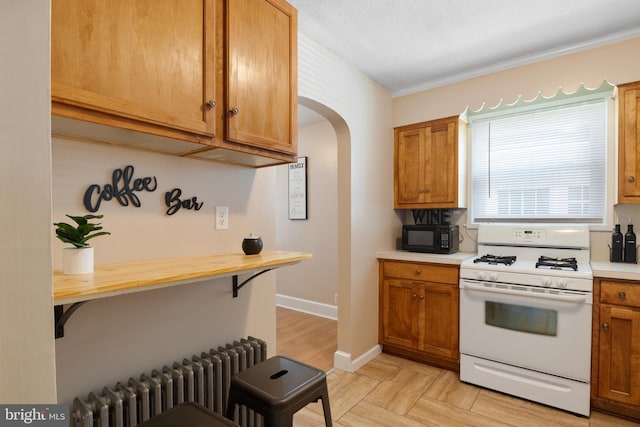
left=242, top=234, right=263, bottom=255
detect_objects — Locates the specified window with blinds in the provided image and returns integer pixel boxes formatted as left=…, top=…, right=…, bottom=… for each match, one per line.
left=470, top=94, right=609, bottom=223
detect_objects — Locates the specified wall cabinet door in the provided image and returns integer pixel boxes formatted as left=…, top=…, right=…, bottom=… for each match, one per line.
left=395, top=127, right=425, bottom=205
left=598, top=305, right=640, bottom=405
left=224, top=0, right=298, bottom=156
left=618, top=81, right=640, bottom=202
left=52, top=0, right=217, bottom=140
left=394, top=116, right=459, bottom=209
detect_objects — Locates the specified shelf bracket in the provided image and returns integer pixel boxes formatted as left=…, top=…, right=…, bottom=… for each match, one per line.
left=55, top=301, right=87, bottom=339
left=232, top=268, right=273, bottom=298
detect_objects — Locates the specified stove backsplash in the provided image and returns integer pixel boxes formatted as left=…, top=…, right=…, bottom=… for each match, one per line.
left=400, top=209, right=476, bottom=253
left=401, top=205, right=640, bottom=261
left=590, top=204, right=640, bottom=262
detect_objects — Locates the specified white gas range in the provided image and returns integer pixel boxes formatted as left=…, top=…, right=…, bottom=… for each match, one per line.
left=459, top=224, right=593, bottom=416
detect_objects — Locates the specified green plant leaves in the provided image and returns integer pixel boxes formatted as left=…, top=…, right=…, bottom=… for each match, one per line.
left=53, top=214, right=110, bottom=248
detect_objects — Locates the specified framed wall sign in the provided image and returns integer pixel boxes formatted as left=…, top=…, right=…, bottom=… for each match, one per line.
left=288, top=157, right=307, bottom=220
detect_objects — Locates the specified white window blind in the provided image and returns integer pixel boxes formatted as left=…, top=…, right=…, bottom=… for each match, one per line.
left=470, top=98, right=607, bottom=223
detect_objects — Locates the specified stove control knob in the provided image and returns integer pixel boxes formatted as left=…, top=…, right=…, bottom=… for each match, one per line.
left=477, top=272, right=487, bottom=281
left=542, top=278, right=552, bottom=287
left=489, top=273, right=498, bottom=281
left=556, top=279, right=568, bottom=289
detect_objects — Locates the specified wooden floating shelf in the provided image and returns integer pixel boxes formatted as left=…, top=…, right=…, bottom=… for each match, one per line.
left=53, top=250, right=312, bottom=338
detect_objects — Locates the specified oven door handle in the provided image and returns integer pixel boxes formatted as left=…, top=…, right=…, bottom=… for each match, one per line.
left=461, top=281, right=587, bottom=303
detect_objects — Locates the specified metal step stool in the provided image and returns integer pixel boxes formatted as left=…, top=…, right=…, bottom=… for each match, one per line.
left=225, top=355, right=332, bottom=427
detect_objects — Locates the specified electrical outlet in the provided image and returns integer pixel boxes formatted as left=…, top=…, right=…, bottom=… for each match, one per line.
left=215, top=206, right=229, bottom=230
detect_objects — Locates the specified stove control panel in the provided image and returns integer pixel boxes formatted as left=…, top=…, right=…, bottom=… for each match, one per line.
left=513, top=228, right=544, bottom=242
left=460, top=268, right=593, bottom=292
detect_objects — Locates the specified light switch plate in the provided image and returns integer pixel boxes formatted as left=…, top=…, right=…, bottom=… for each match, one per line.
left=215, top=206, right=229, bottom=230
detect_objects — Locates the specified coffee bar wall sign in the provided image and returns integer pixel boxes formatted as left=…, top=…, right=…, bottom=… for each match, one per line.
left=288, top=157, right=307, bottom=220
left=82, top=165, right=204, bottom=216
left=165, top=188, right=204, bottom=216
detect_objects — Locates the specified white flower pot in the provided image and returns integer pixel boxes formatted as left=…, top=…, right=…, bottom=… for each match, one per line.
left=62, top=246, right=94, bottom=275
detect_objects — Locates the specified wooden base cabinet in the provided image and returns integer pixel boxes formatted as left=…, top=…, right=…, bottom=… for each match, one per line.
left=379, top=260, right=459, bottom=371
left=592, top=278, right=640, bottom=421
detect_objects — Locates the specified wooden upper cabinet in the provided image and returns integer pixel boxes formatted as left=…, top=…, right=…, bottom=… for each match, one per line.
left=224, top=0, right=298, bottom=156
left=52, top=0, right=217, bottom=141
left=394, top=116, right=460, bottom=209
left=395, top=128, right=424, bottom=205
left=51, top=0, right=299, bottom=166
left=618, top=81, right=640, bottom=203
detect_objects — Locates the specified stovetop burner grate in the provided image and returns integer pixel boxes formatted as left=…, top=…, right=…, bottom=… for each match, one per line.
left=535, top=256, right=578, bottom=271
left=473, top=254, right=517, bottom=266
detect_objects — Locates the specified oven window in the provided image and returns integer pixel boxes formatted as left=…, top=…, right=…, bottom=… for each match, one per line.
left=485, top=301, right=557, bottom=336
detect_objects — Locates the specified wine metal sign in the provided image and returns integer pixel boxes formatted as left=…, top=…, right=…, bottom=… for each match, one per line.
left=83, top=165, right=203, bottom=216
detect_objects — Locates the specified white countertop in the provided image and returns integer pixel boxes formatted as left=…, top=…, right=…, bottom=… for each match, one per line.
left=376, top=250, right=476, bottom=265
left=590, top=261, right=640, bottom=281
left=378, top=251, right=640, bottom=282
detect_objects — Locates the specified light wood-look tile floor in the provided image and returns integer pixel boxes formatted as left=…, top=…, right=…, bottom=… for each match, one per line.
left=276, top=308, right=639, bottom=426
left=294, top=354, right=640, bottom=426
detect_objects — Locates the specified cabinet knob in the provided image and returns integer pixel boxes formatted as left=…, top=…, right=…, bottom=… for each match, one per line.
left=412, top=293, right=417, bottom=300
left=230, top=106, right=239, bottom=116
left=205, top=100, right=216, bottom=110
left=629, top=176, right=635, bottom=183
left=603, top=323, right=609, bottom=331
left=415, top=270, right=421, bottom=276
left=618, top=291, right=626, bottom=300
left=419, top=294, right=424, bottom=300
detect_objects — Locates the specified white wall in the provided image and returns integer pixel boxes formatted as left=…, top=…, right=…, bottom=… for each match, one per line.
left=275, top=120, right=338, bottom=311
left=0, top=0, right=57, bottom=403
left=393, top=37, right=640, bottom=258
left=297, top=35, right=396, bottom=369
left=52, top=139, right=280, bottom=404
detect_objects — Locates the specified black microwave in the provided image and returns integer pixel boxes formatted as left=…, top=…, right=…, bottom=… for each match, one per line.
left=402, top=224, right=459, bottom=254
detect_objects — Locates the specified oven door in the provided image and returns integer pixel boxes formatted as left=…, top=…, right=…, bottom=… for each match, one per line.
left=459, top=279, right=592, bottom=382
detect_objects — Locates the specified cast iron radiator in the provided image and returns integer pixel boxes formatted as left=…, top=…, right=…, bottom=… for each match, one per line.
left=71, top=336, right=266, bottom=427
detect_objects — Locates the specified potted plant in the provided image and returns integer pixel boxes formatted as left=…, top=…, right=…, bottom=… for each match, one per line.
left=53, top=214, right=110, bottom=275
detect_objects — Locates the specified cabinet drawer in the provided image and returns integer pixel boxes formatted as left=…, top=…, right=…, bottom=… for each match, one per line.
left=601, top=281, right=640, bottom=307
left=382, top=261, right=458, bottom=285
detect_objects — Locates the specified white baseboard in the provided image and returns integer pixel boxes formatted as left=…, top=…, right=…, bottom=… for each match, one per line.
left=276, top=294, right=338, bottom=320
left=334, top=345, right=382, bottom=372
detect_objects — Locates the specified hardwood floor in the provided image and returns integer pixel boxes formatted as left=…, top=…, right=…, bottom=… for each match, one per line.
left=276, top=306, right=337, bottom=372
left=275, top=308, right=639, bottom=426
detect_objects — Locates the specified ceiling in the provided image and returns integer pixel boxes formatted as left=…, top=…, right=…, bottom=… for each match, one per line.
left=289, top=0, right=640, bottom=99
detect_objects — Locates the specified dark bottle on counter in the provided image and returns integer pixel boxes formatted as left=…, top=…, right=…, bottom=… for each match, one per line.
left=625, top=224, right=637, bottom=264
left=611, top=224, right=623, bottom=262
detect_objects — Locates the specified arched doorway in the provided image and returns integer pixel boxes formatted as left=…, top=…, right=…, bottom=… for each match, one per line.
left=275, top=98, right=351, bottom=370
